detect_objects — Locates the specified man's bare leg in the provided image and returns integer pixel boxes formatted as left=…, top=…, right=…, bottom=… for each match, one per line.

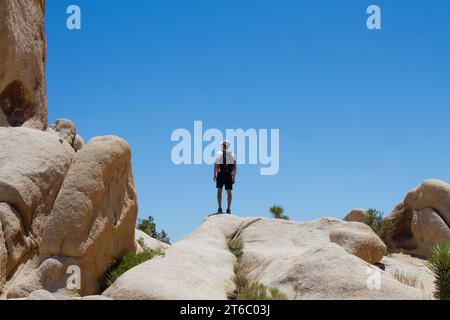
left=227, top=190, right=232, bottom=213
left=217, top=189, right=223, bottom=213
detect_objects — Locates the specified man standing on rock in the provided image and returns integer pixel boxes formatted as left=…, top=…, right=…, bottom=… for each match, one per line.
left=214, top=140, right=237, bottom=214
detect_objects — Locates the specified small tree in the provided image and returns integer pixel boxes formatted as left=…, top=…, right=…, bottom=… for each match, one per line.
left=428, top=242, right=450, bottom=300
left=137, top=216, right=156, bottom=237
left=156, top=230, right=170, bottom=245
left=137, top=216, right=171, bottom=245
left=269, top=205, right=289, bottom=220
left=363, top=208, right=394, bottom=246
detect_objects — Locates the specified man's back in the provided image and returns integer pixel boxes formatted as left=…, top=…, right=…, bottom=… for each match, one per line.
left=214, top=141, right=237, bottom=215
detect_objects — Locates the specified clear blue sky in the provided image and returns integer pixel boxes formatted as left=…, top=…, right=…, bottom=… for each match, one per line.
left=45, top=0, right=450, bottom=241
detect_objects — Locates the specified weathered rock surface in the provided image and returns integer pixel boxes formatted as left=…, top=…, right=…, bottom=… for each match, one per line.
left=0, top=221, right=7, bottom=293
left=388, top=179, right=450, bottom=257
left=46, top=119, right=84, bottom=151
left=47, top=119, right=76, bottom=145
left=0, top=0, right=47, bottom=129
left=0, top=127, right=75, bottom=294
left=73, top=134, right=84, bottom=152
left=0, top=1, right=138, bottom=300
left=104, top=215, right=422, bottom=300
left=410, top=208, right=450, bottom=257
left=381, top=253, right=435, bottom=299
left=135, top=229, right=170, bottom=251
left=34, top=136, right=138, bottom=296
left=1, top=134, right=138, bottom=299
left=330, top=222, right=386, bottom=264
left=17, top=291, right=113, bottom=301
left=104, top=216, right=242, bottom=300
left=26, top=289, right=56, bottom=301
left=343, top=208, right=367, bottom=223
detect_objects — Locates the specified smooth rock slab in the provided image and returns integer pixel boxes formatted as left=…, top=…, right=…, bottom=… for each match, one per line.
left=104, top=216, right=423, bottom=300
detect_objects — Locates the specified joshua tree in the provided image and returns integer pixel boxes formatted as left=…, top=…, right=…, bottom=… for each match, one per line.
left=269, top=205, right=289, bottom=220
left=429, top=242, right=450, bottom=300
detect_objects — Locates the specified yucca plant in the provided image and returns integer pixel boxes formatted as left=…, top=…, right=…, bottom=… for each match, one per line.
left=227, top=238, right=244, bottom=259
left=269, top=205, right=289, bottom=220
left=428, top=242, right=450, bottom=300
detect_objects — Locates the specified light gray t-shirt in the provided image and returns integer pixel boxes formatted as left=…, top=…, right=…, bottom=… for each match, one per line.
left=215, top=150, right=235, bottom=165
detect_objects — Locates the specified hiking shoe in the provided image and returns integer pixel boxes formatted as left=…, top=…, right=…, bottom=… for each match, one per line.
left=226, top=209, right=231, bottom=214
left=218, top=208, right=223, bottom=214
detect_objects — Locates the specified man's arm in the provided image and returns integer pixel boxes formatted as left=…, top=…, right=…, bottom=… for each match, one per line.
left=214, top=163, right=218, bottom=182
left=232, top=160, right=237, bottom=183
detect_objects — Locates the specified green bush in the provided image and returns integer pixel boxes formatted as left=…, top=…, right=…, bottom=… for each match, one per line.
left=227, top=239, right=244, bottom=259
left=105, top=247, right=165, bottom=287
left=364, top=208, right=395, bottom=246
left=137, top=237, right=146, bottom=249
left=269, top=205, right=289, bottom=220
left=233, top=262, right=249, bottom=293
left=227, top=237, right=287, bottom=300
left=236, top=282, right=287, bottom=300
left=292, top=282, right=306, bottom=298
left=428, top=242, right=450, bottom=300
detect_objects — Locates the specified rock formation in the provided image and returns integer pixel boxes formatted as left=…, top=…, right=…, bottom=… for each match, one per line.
left=0, top=127, right=75, bottom=298
left=0, top=0, right=142, bottom=300
left=329, top=222, right=386, bottom=264
left=135, top=230, right=170, bottom=252
left=47, top=119, right=84, bottom=151
left=343, top=208, right=368, bottom=223
left=387, top=179, right=450, bottom=257
left=2, top=135, right=138, bottom=298
left=0, top=0, right=47, bottom=129
left=103, top=215, right=423, bottom=300
left=1, top=0, right=447, bottom=301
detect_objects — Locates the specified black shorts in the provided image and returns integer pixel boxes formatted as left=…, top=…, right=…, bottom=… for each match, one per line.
left=216, top=172, right=233, bottom=191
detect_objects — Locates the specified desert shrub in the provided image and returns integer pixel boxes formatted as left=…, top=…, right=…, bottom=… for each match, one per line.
left=233, top=262, right=249, bottom=292
left=428, top=242, right=450, bottom=300
left=227, top=238, right=244, bottom=259
left=292, top=282, right=306, bottom=298
left=269, top=205, right=289, bottom=220
left=106, top=247, right=165, bottom=287
left=364, top=208, right=395, bottom=245
left=137, top=237, right=146, bottom=249
left=236, top=282, right=287, bottom=300
left=392, top=270, right=421, bottom=288
left=227, top=237, right=287, bottom=300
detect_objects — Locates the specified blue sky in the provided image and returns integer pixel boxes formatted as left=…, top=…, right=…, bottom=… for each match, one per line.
left=45, top=0, right=450, bottom=241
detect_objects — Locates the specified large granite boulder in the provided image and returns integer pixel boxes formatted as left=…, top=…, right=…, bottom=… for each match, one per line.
left=1, top=134, right=138, bottom=298
left=0, top=0, right=47, bottom=129
left=0, top=127, right=75, bottom=293
left=388, top=179, right=450, bottom=257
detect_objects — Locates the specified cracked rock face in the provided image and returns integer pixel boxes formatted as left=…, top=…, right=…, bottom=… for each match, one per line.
left=103, top=215, right=422, bottom=300
left=0, top=128, right=138, bottom=299
left=0, top=0, right=47, bottom=129
left=388, top=179, right=450, bottom=257
left=46, top=119, right=84, bottom=152
left=0, top=127, right=75, bottom=296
